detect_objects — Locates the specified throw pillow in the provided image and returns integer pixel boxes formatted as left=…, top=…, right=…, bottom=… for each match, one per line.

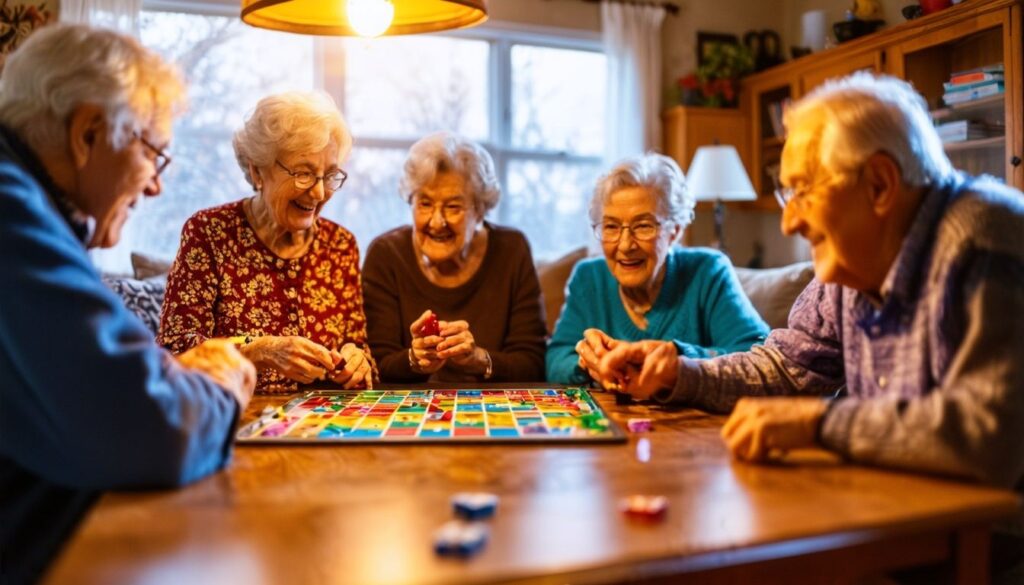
left=101, top=275, right=167, bottom=336
left=734, top=262, right=815, bottom=329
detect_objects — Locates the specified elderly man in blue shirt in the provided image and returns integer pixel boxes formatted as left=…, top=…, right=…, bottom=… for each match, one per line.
left=600, top=72, right=1023, bottom=579
left=0, top=24, right=256, bottom=583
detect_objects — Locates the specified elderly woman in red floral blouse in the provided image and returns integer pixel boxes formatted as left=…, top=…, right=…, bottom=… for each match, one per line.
left=159, top=91, right=373, bottom=392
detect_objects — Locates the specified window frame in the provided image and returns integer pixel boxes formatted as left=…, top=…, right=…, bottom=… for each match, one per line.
left=142, top=0, right=605, bottom=249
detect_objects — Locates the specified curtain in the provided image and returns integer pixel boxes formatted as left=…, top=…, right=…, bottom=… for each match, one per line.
left=601, top=1, right=665, bottom=164
left=60, top=0, right=142, bottom=35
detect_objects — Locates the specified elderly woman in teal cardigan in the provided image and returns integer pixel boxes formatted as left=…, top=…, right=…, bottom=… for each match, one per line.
left=546, top=153, right=769, bottom=385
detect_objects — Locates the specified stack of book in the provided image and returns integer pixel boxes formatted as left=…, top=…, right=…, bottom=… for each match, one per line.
left=942, top=64, right=1004, bottom=106
left=935, top=119, right=1005, bottom=143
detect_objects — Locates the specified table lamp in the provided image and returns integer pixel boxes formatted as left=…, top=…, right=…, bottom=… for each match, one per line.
left=685, top=144, right=756, bottom=253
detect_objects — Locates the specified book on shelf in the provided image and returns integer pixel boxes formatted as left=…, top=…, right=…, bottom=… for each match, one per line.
left=935, top=120, right=1005, bottom=143
left=942, top=82, right=1004, bottom=105
left=943, top=76, right=1004, bottom=92
left=949, top=63, right=1004, bottom=84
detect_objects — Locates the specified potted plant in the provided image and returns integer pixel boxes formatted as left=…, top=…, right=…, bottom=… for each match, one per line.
left=677, top=42, right=754, bottom=108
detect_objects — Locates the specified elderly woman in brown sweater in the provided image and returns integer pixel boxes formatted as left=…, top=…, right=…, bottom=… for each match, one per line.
left=362, top=132, right=546, bottom=382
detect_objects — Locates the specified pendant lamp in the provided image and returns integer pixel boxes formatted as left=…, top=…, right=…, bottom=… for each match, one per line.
left=241, top=0, right=488, bottom=37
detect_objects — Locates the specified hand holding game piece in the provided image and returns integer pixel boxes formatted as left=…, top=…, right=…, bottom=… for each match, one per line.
left=575, top=328, right=620, bottom=382
left=178, top=338, right=257, bottom=409
left=327, top=343, right=374, bottom=389
left=598, top=340, right=679, bottom=400
left=433, top=520, right=489, bottom=558
left=239, top=335, right=337, bottom=384
left=409, top=310, right=446, bottom=374
left=451, top=492, right=499, bottom=520
left=620, top=495, right=668, bottom=520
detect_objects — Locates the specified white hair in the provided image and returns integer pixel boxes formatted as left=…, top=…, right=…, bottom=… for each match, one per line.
left=233, top=91, right=352, bottom=188
left=784, top=71, right=954, bottom=187
left=590, top=153, right=695, bottom=228
left=399, top=132, right=500, bottom=215
left=0, top=23, right=186, bottom=152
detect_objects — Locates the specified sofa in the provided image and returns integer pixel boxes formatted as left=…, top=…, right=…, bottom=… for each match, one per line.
left=106, top=248, right=814, bottom=340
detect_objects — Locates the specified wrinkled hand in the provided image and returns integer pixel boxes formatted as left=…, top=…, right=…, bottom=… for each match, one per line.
left=410, top=310, right=445, bottom=374
left=241, top=335, right=339, bottom=384
left=721, top=397, right=830, bottom=462
left=598, top=340, right=678, bottom=400
left=436, top=320, right=490, bottom=375
left=178, top=339, right=257, bottom=409
left=327, top=343, right=374, bottom=389
left=574, top=328, right=620, bottom=384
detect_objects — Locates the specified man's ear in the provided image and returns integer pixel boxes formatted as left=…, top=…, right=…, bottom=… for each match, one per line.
left=864, top=152, right=902, bottom=216
left=66, top=104, right=107, bottom=170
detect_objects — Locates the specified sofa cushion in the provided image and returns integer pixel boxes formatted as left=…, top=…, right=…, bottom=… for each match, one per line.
left=101, top=275, right=166, bottom=336
left=131, top=251, right=173, bottom=281
left=536, top=246, right=588, bottom=335
left=734, top=261, right=815, bottom=329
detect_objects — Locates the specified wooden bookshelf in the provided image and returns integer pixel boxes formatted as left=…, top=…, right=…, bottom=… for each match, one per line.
left=737, top=0, right=1022, bottom=205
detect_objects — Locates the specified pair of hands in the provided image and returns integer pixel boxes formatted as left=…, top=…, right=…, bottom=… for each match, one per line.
left=409, top=310, right=488, bottom=375
left=240, top=335, right=373, bottom=389
left=593, top=336, right=829, bottom=462
left=577, top=329, right=677, bottom=396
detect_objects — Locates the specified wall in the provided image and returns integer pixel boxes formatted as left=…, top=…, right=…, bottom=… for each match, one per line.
left=489, top=0, right=601, bottom=31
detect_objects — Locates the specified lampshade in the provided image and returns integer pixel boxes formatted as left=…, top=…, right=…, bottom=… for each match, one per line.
left=686, top=145, right=757, bottom=202
left=240, top=0, right=488, bottom=36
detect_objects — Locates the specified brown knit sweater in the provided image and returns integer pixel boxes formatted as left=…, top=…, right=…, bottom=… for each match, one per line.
left=362, top=223, right=547, bottom=383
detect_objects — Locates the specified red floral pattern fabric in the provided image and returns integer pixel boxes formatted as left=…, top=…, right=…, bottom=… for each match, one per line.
left=158, top=200, right=371, bottom=392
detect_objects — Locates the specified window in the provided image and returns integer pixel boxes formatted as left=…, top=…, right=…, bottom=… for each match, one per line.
left=98, top=5, right=605, bottom=274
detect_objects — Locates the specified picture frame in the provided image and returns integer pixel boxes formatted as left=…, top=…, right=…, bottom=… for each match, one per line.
left=696, top=31, right=739, bottom=66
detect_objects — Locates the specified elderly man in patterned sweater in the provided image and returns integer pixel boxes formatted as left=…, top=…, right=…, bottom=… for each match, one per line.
left=600, top=72, right=1024, bottom=581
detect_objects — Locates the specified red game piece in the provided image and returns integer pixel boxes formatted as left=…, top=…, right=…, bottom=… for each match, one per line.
left=420, top=312, right=440, bottom=336
left=440, top=410, right=453, bottom=422
left=620, top=495, right=668, bottom=520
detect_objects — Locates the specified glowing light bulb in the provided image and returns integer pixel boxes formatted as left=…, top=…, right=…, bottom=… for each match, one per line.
left=347, top=0, right=394, bottom=37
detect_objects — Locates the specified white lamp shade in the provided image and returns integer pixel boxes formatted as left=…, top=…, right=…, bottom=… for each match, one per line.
left=686, top=145, right=757, bottom=202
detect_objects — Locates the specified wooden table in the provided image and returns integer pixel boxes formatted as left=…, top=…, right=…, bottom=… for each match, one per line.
left=44, top=387, right=1020, bottom=585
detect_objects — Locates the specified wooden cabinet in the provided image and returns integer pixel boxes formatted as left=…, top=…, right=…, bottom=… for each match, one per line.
left=661, top=106, right=749, bottom=174
left=735, top=0, right=1023, bottom=209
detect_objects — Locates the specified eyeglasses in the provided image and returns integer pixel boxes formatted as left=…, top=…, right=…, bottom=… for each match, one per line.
left=413, top=197, right=468, bottom=221
left=592, top=220, right=663, bottom=243
left=775, top=168, right=862, bottom=211
left=134, top=132, right=171, bottom=177
left=275, top=160, right=348, bottom=192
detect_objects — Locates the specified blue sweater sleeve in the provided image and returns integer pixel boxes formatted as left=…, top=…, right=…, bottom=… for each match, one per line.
left=675, top=253, right=769, bottom=359
left=0, top=163, right=239, bottom=490
left=545, top=262, right=593, bottom=384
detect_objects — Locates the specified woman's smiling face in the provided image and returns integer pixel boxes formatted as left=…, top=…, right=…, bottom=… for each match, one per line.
left=411, top=170, right=480, bottom=264
left=258, top=140, right=341, bottom=232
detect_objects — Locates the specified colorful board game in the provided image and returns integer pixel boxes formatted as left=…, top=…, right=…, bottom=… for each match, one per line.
left=236, top=387, right=626, bottom=444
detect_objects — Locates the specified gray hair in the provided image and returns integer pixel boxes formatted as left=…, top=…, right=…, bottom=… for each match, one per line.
left=783, top=71, right=954, bottom=187
left=233, top=91, right=352, bottom=188
left=0, top=23, right=186, bottom=152
left=589, top=153, right=695, bottom=228
left=399, top=132, right=500, bottom=215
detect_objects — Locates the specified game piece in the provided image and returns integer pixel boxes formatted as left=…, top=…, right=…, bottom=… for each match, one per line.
left=620, top=495, right=668, bottom=520
left=614, top=392, right=634, bottom=405
left=236, top=388, right=626, bottom=444
left=433, top=520, right=488, bottom=557
left=451, top=492, right=499, bottom=520
left=636, top=437, right=651, bottom=462
left=420, top=312, right=440, bottom=336
left=627, top=418, right=652, bottom=433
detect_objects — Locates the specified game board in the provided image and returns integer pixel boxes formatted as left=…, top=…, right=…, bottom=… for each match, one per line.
left=236, top=387, right=626, bottom=444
